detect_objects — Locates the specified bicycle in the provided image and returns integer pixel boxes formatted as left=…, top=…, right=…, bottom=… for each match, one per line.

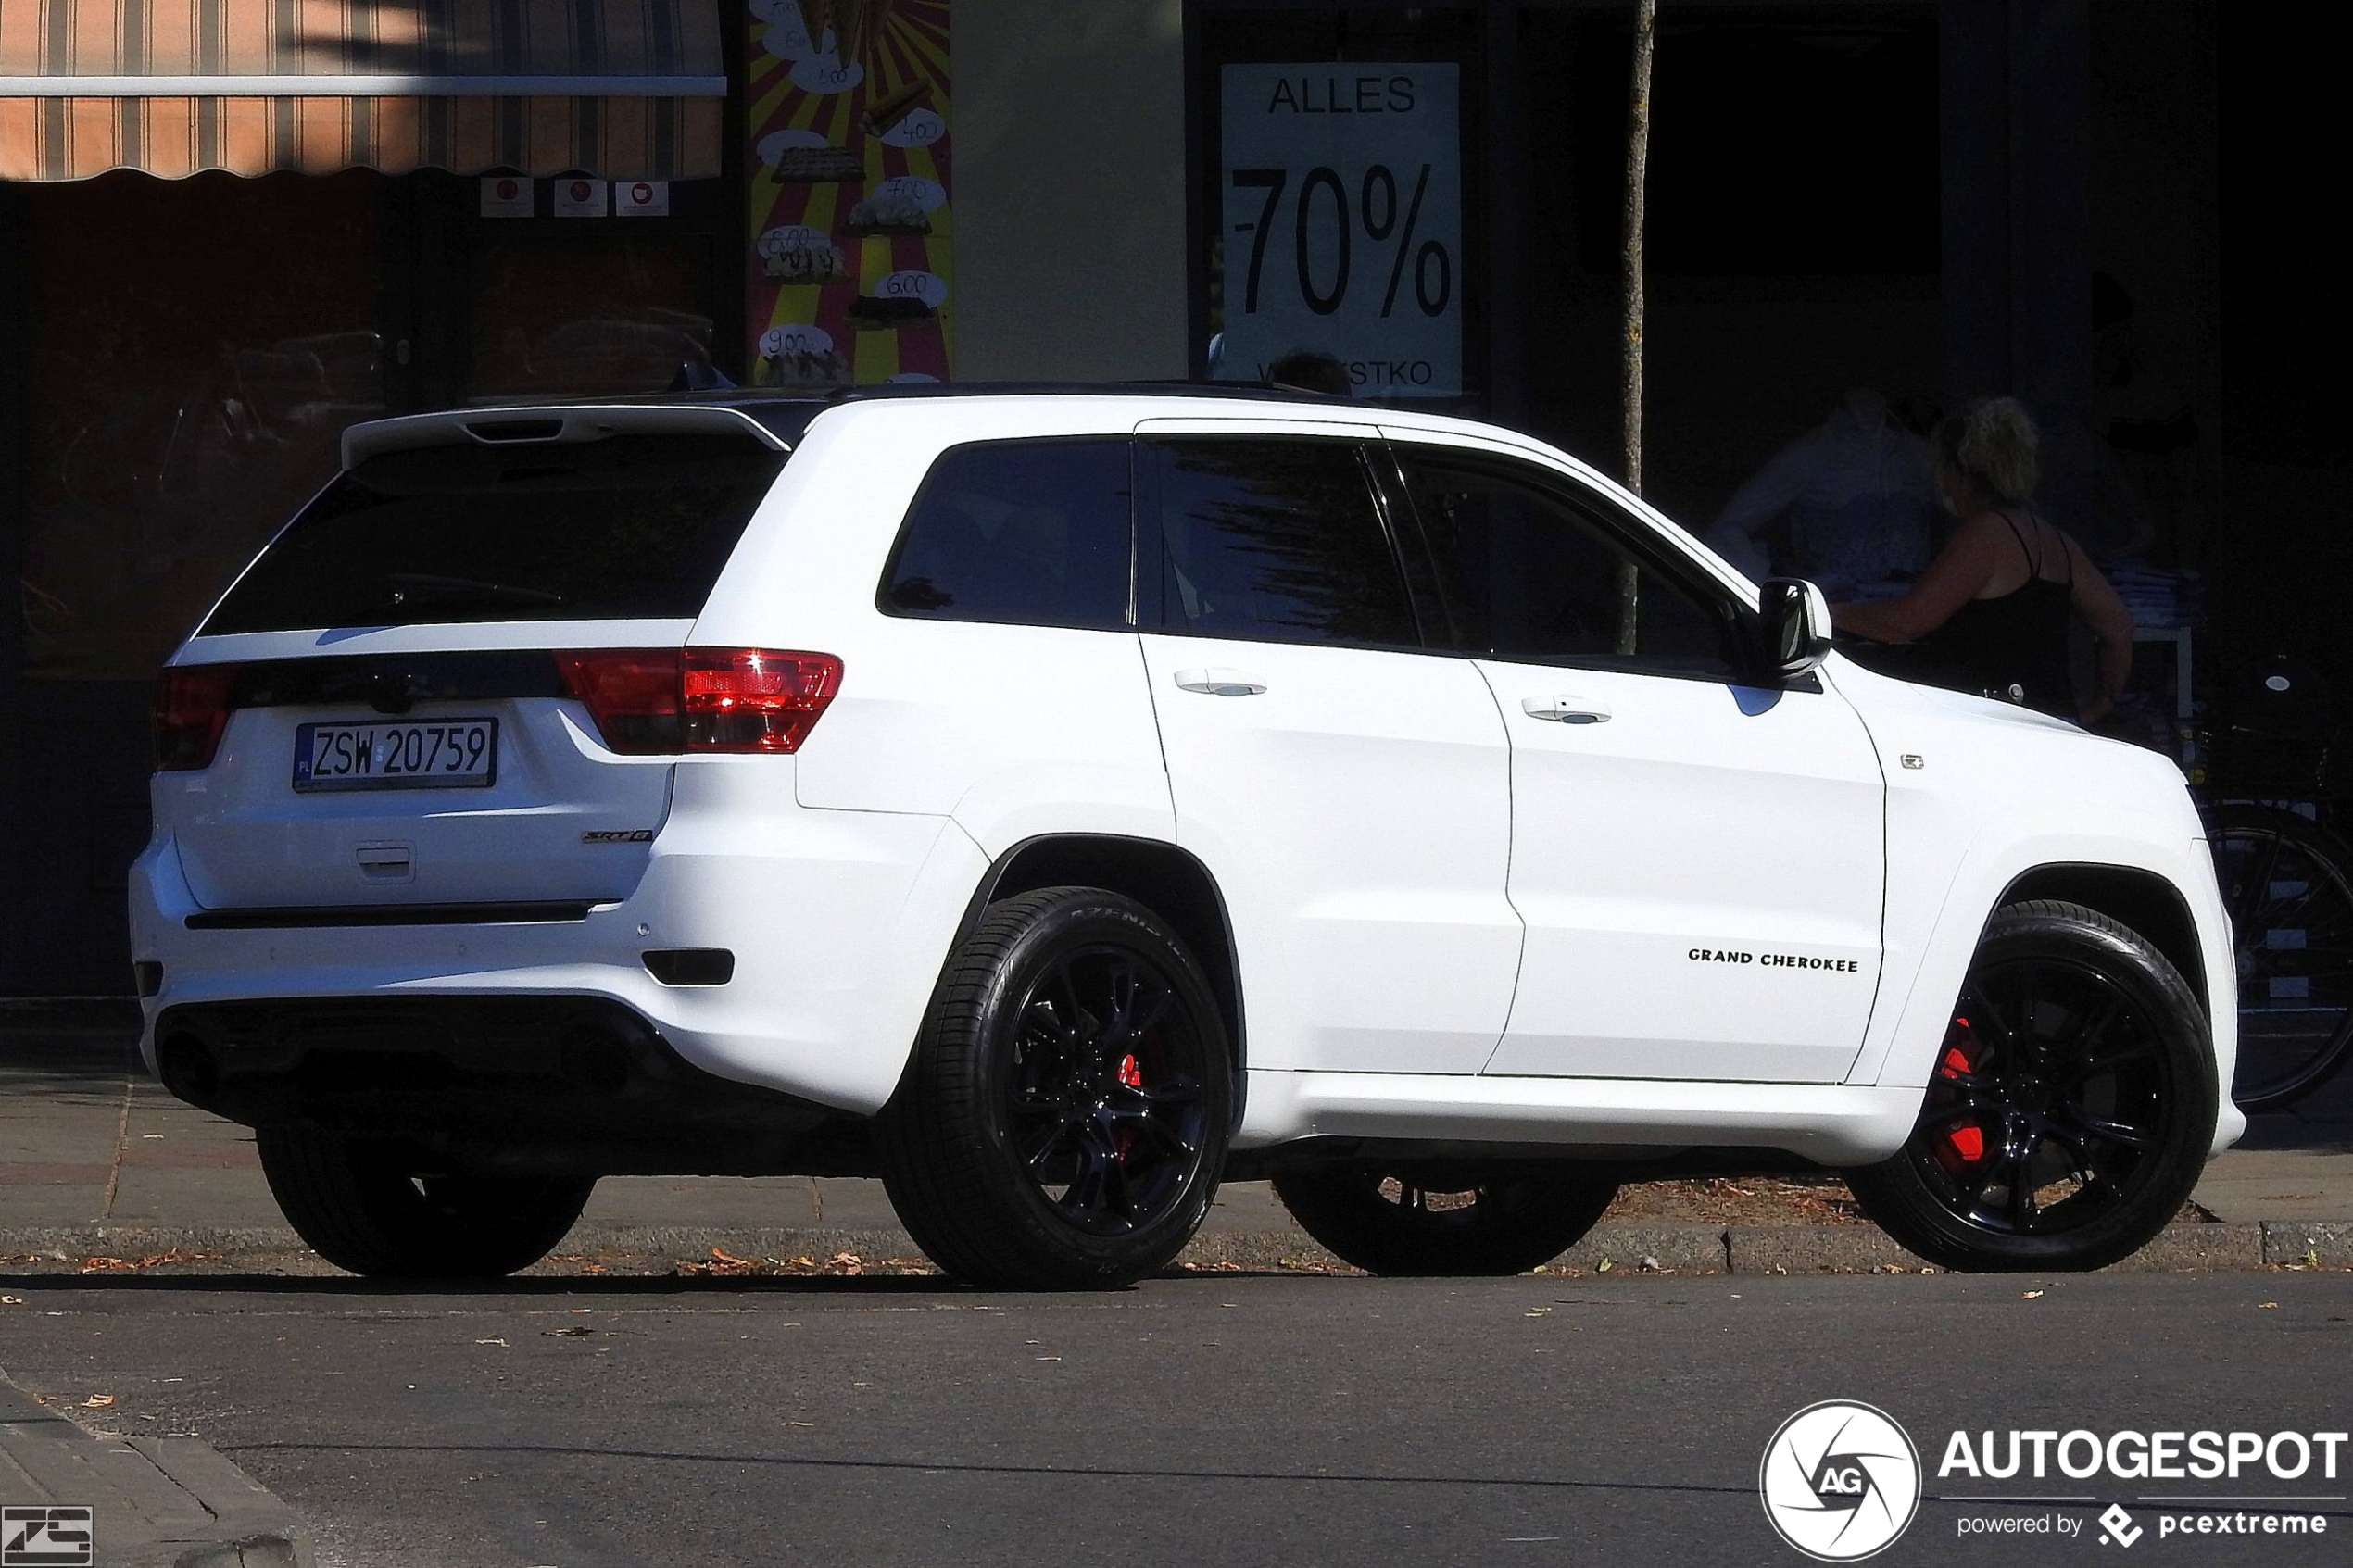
left=2194, top=656, right=2353, bottom=1113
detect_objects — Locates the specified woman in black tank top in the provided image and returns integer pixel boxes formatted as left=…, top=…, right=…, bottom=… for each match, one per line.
left=1829, top=399, right=2135, bottom=722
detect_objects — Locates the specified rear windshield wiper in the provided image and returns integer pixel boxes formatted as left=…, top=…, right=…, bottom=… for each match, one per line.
left=382, top=572, right=568, bottom=608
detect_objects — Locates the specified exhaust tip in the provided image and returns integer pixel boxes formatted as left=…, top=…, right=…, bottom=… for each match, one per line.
left=155, top=1033, right=219, bottom=1103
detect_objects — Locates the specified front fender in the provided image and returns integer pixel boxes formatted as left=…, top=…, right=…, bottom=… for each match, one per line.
left=1848, top=818, right=2241, bottom=1158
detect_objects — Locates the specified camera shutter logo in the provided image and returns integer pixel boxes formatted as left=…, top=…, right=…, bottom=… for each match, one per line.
left=2, top=1505, right=94, bottom=1568
left=1758, top=1401, right=1922, bottom=1561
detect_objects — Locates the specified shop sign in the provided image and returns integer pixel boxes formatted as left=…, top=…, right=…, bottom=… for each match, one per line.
left=553, top=177, right=609, bottom=218
left=616, top=180, right=671, bottom=217
left=479, top=176, right=534, bottom=218
left=1216, top=63, right=1464, bottom=396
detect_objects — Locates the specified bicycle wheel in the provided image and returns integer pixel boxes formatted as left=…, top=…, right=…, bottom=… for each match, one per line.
left=2206, top=803, right=2353, bottom=1111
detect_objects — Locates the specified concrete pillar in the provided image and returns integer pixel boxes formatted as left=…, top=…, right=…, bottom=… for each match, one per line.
left=955, top=0, right=1190, bottom=381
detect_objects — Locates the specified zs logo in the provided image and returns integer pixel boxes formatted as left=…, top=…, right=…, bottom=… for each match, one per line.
left=2, top=1506, right=94, bottom=1567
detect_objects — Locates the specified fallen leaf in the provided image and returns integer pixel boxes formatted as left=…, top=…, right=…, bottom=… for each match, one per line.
left=2259, top=1301, right=2280, bottom=1310
left=2020, top=1289, right=2045, bottom=1299
left=81, top=1394, right=114, bottom=1408
left=1596, top=1259, right=1615, bottom=1273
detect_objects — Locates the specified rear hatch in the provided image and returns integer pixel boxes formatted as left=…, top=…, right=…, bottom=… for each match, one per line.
left=159, top=408, right=796, bottom=913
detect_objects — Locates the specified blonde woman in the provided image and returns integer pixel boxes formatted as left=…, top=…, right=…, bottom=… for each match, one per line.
left=1832, top=397, right=2135, bottom=721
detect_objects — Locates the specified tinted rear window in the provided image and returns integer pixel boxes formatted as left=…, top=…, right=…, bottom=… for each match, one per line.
left=881, top=438, right=1135, bottom=629
left=201, top=433, right=787, bottom=634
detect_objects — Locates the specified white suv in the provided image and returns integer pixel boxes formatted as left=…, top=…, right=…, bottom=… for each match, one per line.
left=131, top=387, right=2243, bottom=1288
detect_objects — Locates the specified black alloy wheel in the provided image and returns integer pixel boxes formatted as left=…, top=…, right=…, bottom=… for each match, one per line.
left=1002, top=942, right=1214, bottom=1236
left=1847, top=900, right=2215, bottom=1272
left=878, top=887, right=1231, bottom=1289
left=1272, top=1162, right=1619, bottom=1276
left=1908, top=959, right=2171, bottom=1235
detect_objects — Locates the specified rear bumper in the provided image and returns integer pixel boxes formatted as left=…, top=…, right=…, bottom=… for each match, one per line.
left=128, top=782, right=991, bottom=1122
left=152, top=994, right=867, bottom=1175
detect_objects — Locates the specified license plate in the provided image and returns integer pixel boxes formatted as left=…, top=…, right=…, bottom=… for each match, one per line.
left=293, top=719, right=498, bottom=792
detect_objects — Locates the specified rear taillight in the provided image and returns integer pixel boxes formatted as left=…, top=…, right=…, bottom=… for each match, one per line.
left=152, top=665, right=239, bottom=771
left=556, top=649, right=841, bottom=756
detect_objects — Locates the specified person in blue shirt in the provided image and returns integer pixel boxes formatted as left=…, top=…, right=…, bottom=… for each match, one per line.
left=1704, top=389, right=1939, bottom=599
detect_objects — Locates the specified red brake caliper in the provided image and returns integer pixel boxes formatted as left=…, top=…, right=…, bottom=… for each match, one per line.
left=1934, top=1017, right=1988, bottom=1171
left=1114, top=1053, right=1143, bottom=1161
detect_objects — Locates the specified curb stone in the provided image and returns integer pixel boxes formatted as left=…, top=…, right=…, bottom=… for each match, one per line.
left=4, top=1219, right=2321, bottom=1277
left=2260, top=1221, right=2353, bottom=1269
left=1726, top=1222, right=2270, bottom=1275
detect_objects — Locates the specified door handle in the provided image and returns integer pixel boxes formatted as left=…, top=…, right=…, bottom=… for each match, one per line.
left=1175, top=668, right=1268, bottom=696
left=1522, top=695, right=1611, bottom=724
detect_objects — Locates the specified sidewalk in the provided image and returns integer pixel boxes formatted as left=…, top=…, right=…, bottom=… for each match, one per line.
left=5, top=1001, right=2350, bottom=1274
left=0, top=1373, right=311, bottom=1567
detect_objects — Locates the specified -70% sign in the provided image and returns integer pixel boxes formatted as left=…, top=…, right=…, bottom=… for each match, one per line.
left=1229, top=163, right=1453, bottom=320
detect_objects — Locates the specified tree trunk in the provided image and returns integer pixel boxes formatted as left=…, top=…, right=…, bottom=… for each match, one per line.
left=1616, top=0, right=1656, bottom=656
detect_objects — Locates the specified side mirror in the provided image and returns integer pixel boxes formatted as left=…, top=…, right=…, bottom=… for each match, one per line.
left=1758, top=577, right=1832, bottom=679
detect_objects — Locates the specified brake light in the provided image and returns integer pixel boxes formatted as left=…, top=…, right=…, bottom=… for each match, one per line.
left=556, top=649, right=842, bottom=755
left=554, top=650, right=681, bottom=754
left=152, top=664, right=239, bottom=771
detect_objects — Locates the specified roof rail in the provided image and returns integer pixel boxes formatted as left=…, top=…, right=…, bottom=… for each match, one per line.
left=823, top=379, right=1355, bottom=406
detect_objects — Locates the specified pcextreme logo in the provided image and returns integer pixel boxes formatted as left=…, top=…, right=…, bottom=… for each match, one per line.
left=1759, top=1400, right=1924, bottom=1562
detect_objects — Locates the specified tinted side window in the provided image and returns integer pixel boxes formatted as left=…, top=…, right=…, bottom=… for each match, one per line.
left=1396, top=449, right=1743, bottom=677
left=1148, top=438, right=1414, bottom=646
left=883, top=439, right=1134, bottom=629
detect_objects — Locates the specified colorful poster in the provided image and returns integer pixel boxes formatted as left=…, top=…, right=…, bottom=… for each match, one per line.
left=746, top=0, right=952, bottom=388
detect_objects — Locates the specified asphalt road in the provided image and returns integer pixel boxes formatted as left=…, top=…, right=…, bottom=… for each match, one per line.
left=4, top=1271, right=2351, bottom=1567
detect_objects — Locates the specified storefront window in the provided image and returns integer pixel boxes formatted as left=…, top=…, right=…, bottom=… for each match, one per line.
left=466, top=233, right=715, bottom=402
left=19, top=170, right=386, bottom=679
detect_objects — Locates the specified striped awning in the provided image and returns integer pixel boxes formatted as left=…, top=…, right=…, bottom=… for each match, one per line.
left=0, top=1, right=724, bottom=182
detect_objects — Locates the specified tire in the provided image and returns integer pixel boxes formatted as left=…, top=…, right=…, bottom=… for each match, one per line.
left=257, top=1127, right=594, bottom=1279
left=876, top=886, right=1233, bottom=1290
left=1272, top=1163, right=1618, bottom=1276
left=1846, top=899, right=2218, bottom=1273
left=2204, top=804, right=2353, bottom=1112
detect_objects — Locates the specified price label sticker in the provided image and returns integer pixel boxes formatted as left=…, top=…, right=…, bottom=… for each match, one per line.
left=875, top=270, right=949, bottom=308
left=880, top=107, right=948, bottom=149
left=761, top=323, right=836, bottom=358
left=759, top=224, right=830, bottom=257
left=791, top=52, right=863, bottom=94
left=870, top=175, right=947, bottom=214
left=1216, top=63, right=1464, bottom=396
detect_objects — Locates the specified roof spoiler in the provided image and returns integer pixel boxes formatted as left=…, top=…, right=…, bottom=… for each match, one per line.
left=340, top=404, right=790, bottom=469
